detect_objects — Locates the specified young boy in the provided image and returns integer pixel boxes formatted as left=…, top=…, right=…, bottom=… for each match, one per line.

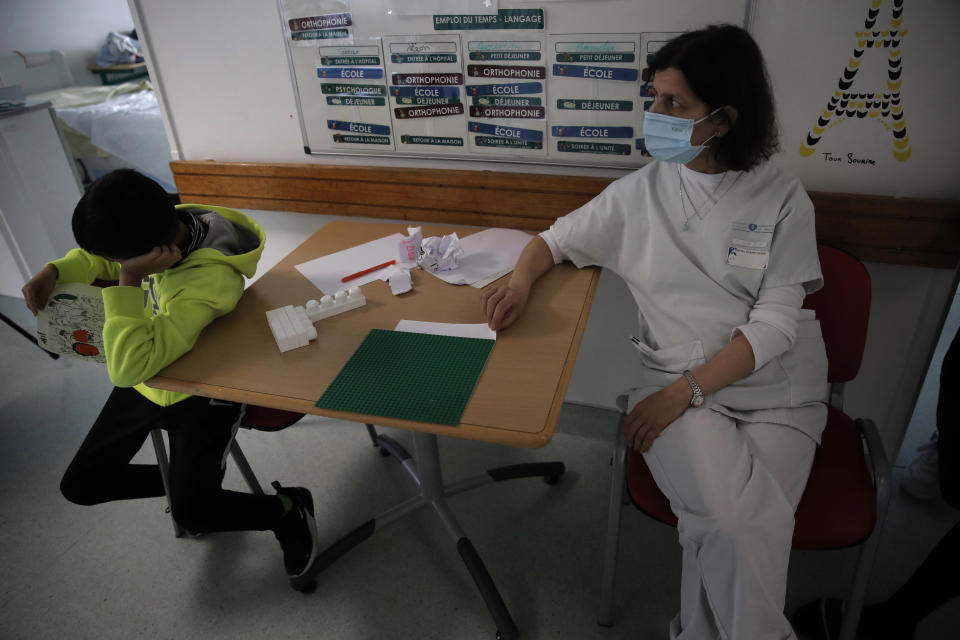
left=21, top=169, right=320, bottom=586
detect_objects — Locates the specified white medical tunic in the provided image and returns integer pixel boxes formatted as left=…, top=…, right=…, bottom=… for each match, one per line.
left=549, top=160, right=828, bottom=441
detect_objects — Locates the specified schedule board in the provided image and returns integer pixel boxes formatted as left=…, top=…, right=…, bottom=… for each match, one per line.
left=279, top=0, right=701, bottom=168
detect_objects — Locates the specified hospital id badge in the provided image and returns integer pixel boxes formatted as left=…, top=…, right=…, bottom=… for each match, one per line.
left=726, top=245, right=768, bottom=270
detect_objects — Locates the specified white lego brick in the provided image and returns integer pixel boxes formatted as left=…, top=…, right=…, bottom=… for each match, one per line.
left=281, top=308, right=307, bottom=349
left=305, top=286, right=366, bottom=322
left=387, top=267, right=412, bottom=295
left=290, top=306, right=317, bottom=341
left=279, top=306, right=308, bottom=348
left=286, top=305, right=315, bottom=345
left=266, top=287, right=365, bottom=353
left=266, top=306, right=300, bottom=352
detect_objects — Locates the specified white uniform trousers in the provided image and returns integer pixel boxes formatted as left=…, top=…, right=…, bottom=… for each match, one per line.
left=641, top=407, right=816, bottom=640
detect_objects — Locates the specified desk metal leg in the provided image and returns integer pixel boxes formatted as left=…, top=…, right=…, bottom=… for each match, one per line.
left=296, top=429, right=565, bottom=640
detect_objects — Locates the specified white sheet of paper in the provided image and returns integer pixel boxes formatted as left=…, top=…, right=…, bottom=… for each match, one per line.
left=295, top=233, right=415, bottom=295
left=422, top=228, right=532, bottom=286
left=394, top=320, right=496, bottom=341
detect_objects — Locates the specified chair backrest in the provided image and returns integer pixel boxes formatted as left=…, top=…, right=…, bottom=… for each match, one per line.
left=802, top=245, right=871, bottom=384
left=0, top=50, right=74, bottom=94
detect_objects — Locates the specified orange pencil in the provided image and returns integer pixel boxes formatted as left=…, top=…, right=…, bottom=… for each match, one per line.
left=341, top=259, right=396, bottom=283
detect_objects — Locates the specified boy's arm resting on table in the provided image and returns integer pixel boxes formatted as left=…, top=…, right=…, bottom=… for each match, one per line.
left=102, top=266, right=243, bottom=388
left=481, top=235, right=556, bottom=331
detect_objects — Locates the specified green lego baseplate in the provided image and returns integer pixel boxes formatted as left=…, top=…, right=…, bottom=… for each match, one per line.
left=316, top=329, right=495, bottom=426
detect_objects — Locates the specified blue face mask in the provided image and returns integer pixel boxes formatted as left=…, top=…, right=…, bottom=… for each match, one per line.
left=642, top=107, right=722, bottom=164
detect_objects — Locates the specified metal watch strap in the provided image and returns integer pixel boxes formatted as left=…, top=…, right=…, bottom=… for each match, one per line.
left=682, top=370, right=704, bottom=407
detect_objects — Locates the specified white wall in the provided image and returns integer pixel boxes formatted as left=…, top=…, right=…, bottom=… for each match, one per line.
left=0, top=0, right=135, bottom=87
left=128, top=0, right=960, bottom=456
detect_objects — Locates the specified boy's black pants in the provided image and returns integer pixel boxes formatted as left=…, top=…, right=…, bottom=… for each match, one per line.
left=61, top=386, right=282, bottom=533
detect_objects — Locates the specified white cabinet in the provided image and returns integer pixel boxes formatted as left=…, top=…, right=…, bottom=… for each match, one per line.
left=0, top=103, right=83, bottom=296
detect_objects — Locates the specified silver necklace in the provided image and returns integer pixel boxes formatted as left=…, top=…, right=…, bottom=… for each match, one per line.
left=677, top=166, right=737, bottom=230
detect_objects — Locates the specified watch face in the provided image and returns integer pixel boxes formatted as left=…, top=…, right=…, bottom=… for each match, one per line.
left=691, top=395, right=704, bottom=408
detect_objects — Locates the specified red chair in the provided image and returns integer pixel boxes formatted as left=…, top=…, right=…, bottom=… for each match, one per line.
left=597, top=245, right=891, bottom=640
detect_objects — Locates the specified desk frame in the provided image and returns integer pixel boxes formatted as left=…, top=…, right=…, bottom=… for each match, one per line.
left=149, top=221, right=599, bottom=639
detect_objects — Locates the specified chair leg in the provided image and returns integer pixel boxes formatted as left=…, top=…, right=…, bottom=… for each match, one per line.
left=597, top=421, right=629, bottom=627
left=230, top=439, right=264, bottom=495
left=365, top=423, right=379, bottom=447
left=151, top=428, right=264, bottom=540
left=837, top=524, right=883, bottom=640
left=150, top=429, right=184, bottom=538
left=838, top=418, right=893, bottom=640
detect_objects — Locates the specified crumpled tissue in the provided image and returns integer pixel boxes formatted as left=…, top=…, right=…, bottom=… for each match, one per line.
left=418, top=233, right=463, bottom=272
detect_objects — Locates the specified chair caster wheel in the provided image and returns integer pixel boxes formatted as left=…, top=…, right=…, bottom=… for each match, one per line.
left=543, top=474, right=561, bottom=485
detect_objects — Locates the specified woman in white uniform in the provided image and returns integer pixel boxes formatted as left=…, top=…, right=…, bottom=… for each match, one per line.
left=482, top=25, right=828, bottom=640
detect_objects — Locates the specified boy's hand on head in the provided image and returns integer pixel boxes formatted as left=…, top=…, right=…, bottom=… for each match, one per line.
left=118, top=244, right=182, bottom=287
left=22, top=264, right=59, bottom=315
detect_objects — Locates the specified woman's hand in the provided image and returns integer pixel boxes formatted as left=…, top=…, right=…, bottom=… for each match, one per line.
left=22, top=264, right=59, bottom=315
left=481, top=283, right=530, bottom=331
left=118, top=244, right=182, bottom=287
left=622, top=382, right=692, bottom=452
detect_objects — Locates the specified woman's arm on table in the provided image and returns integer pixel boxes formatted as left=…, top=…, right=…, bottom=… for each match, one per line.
left=481, top=236, right=556, bottom=331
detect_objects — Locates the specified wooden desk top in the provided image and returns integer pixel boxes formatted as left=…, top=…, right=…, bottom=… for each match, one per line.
left=148, top=220, right=599, bottom=448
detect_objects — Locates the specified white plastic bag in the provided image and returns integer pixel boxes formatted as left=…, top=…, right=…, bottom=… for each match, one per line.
left=96, top=32, right=142, bottom=67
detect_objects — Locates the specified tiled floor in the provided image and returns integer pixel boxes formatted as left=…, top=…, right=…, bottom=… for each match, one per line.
left=1, top=209, right=956, bottom=639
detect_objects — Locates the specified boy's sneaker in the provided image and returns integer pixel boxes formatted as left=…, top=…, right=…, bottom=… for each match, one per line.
left=901, top=432, right=940, bottom=500
left=271, top=481, right=320, bottom=580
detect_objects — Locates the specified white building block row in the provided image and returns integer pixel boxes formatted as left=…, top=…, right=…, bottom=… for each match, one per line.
left=266, top=287, right=366, bottom=353
left=304, top=287, right=366, bottom=321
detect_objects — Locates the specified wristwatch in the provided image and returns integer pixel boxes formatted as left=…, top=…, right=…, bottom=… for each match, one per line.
left=682, top=370, right=705, bottom=408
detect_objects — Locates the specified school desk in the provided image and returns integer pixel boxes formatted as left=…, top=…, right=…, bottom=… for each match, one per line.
left=148, top=219, right=599, bottom=640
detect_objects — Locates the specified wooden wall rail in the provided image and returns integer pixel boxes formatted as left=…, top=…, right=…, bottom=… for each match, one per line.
left=171, top=160, right=960, bottom=268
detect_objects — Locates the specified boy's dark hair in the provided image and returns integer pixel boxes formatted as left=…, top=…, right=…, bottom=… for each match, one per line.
left=72, top=169, right=177, bottom=259
left=649, top=24, right=779, bottom=171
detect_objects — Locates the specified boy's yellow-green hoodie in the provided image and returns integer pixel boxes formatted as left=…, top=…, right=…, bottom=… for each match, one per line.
left=49, top=204, right=265, bottom=407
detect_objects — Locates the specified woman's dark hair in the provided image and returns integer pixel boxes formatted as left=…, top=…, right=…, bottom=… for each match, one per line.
left=72, top=169, right=177, bottom=259
left=649, top=24, right=779, bottom=171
